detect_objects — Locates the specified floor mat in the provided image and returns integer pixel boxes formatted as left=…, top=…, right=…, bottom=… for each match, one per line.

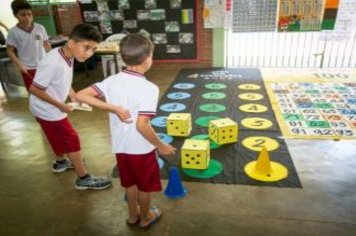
left=263, top=69, right=356, bottom=140
left=150, top=68, right=302, bottom=188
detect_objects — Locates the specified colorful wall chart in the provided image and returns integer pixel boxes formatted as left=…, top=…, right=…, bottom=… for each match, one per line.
left=320, top=0, right=355, bottom=41
left=321, top=0, right=340, bottom=29
left=278, top=0, right=325, bottom=32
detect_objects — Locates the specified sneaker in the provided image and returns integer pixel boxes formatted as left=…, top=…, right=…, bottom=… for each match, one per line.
left=52, top=159, right=73, bottom=173
left=75, top=175, right=112, bottom=190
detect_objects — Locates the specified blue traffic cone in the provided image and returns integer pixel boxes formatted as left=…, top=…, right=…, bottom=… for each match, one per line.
left=164, top=166, right=187, bottom=199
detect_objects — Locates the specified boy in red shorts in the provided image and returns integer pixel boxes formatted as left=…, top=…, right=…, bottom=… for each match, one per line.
left=76, top=34, right=176, bottom=228
left=6, top=0, right=51, bottom=91
left=29, top=24, right=129, bottom=190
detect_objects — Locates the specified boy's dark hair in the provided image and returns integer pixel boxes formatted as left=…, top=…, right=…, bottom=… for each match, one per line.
left=11, top=0, right=32, bottom=16
left=69, top=24, right=103, bottom=43
left=119, top=34, right=154, bottom=66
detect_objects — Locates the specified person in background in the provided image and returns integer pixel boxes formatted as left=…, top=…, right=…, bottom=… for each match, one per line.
left=6, top=0, right=51, bottom=91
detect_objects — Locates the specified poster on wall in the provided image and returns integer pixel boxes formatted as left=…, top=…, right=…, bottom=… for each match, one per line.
left=321, top=0, right=340, bottom=30
left=203, top=0, right=226, bottom=28
left=78, top=0, right=198, bottom=61
left=278, top=0, right=324, bottom=32
left=320, top=0, right=356, bottom=41
left=233, top=0, right=278, bottom=32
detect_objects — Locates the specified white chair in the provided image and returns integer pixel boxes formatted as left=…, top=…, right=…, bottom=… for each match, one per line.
left=101, top=33, right=126, bottom=77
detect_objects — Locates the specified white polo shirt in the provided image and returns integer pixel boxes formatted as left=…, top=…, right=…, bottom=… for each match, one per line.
left=29, top=47, right=74, bottom=121
left=93, top=70, right=159, bottom=154
left=6, top=23, right=48, bottom=69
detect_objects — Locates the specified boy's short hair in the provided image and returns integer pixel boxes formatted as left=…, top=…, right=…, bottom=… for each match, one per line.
left=69, top=24, right=103, bottom=43
left=11, top=0, right=32, bottom=15
left=119, top=34, right=154, bottom=66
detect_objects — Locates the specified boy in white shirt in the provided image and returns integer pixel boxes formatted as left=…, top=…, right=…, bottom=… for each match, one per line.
left=6, top=0, right=51, bottom=91
left=76, top=34, right=176, bottom=228
left=29, top=24, right=129, bottom=190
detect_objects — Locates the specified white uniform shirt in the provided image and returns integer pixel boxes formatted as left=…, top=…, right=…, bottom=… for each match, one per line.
left=29, top=48, right=74, bottom=121
left=6, top=23, right=48, bottom=68
left=93, top=70, right=159, bottom=154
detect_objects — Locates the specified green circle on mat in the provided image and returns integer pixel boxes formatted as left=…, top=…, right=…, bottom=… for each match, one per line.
left=195, top=116, right=221, bottom=127
left=202, top=92, right=226, bottom=100
left=182, top=159, right=223, bottom=179
left=205, top=83, right=227, bottom=90
left=199, top=103, right=226, bottom=112
left=191, top=134, right=221, bottom=149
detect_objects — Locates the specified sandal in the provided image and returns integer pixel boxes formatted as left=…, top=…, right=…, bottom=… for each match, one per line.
left=139, top=206, right=162, bottom=229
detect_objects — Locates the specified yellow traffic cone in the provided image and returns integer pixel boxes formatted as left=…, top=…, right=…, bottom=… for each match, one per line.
left=244, top=147, right=288, bottom=182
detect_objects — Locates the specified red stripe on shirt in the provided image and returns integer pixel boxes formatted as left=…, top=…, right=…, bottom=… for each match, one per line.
left=58, top=48, right=72, bottom=67
left=122, top=70, right=145, bottom=78
left=33, top=82, right=47, bottom=90
left=91, top=85, right=104, bottom=97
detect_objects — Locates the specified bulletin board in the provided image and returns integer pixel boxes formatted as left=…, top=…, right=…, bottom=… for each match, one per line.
left=77, top=0, right=198, bottom=62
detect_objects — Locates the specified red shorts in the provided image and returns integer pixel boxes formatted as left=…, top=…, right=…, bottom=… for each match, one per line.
left=116, top=150, right=162, bottom=192
left=21, top=69, right=36, bottom=91
left=36, top=117, right=81, bottom=156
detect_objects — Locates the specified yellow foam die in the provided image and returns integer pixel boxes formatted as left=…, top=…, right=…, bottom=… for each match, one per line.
left=181, top=139, right=210, bottom=170
left=167, top=113, right=192, bottom=137
left=209, top=118, right=238, bottom=145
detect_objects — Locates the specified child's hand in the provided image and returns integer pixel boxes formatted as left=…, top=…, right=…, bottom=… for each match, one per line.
left=19, top=65, right=30, bottom=75
left=59, top=103, right=73, bottom=113
left=114, top=107, right=131, bottom=123
left=70, top=96, right=78, bottom=103
left=158, top=143, right=176, bottom=156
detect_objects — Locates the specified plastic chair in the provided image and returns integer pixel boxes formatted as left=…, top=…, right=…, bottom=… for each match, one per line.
left=101, top=33, right=126, bottom=77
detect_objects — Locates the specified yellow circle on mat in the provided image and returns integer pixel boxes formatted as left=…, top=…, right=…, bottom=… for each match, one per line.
left=239, top=104, right=268, bottom=113
left=238, top=84, right=261, bottom=90
left=239, top=93, right=264, bottom=101
left=241, top=117, right=273, bottom=129
left=242, top=136, right=279, bottom=151
left=244, top=161, right=288, bottom=182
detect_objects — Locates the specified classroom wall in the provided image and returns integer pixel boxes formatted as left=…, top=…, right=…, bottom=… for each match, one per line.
left=52, top=3, right=82, bottom=36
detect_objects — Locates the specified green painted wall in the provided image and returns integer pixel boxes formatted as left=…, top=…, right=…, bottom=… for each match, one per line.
left=33, top=16, right=57, bottom=37
left=212, top=28, right=225, bottom=67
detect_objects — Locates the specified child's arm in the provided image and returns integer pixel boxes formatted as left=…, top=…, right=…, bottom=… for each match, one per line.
left=76, top=87, right=131, bottom=122
left=43, top=40, right=51, bottom=53
left=136, top=115, right=176, bottom=156
left=29, top=84, right=72, bottom=113
left=6, top=46, right=29, bottom=74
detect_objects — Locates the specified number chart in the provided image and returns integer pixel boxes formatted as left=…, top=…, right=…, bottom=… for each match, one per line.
left=153, top=68, right=301, bottom=188
left=267, top=82, right=356, bottom=139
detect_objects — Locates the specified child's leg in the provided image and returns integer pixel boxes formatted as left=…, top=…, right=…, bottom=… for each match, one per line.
left=67, top=151, right=88, bottom=177
left=126, top=186, right=139, bottom=223
left=138, top=191, right=162, bottom=227
left=54, top=155, right=66, bottom=161
left=138, top=191, right=151, bottom=223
